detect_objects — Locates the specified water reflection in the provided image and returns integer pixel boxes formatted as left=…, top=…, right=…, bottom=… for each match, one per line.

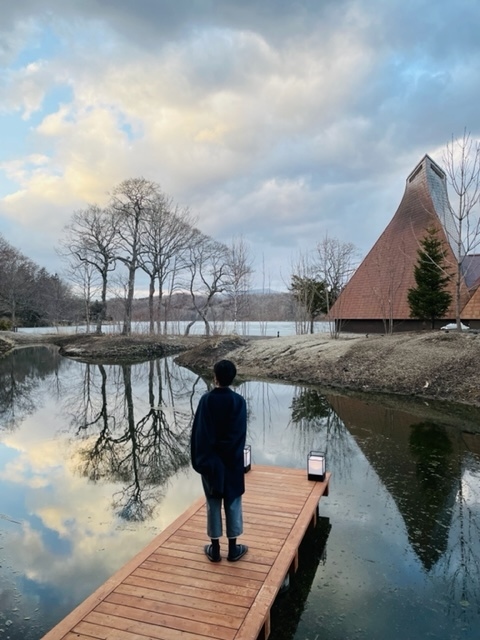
left=315, top=393, right=480, bottom=637
left=438, top=451, right=480, bottom=626
left=0, top=348, right=479, bottom=639
left=271, top=516, right=332, bottom=640
left=62, top=359, right=196, bottom=521
left=0, top=346, right=65, bottom=431
left=290, top=387, right=357, bottom=479
left=327, top=395, right=464, bottom=569
left=408, top=421, right=455, bottom=568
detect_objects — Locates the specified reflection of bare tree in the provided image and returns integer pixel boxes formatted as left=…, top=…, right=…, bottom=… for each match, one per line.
left=438, top=453, right=480, bottom=623
left=64, top=358, right=193, bottom=521
left=240, top=380, right=280, bottom=454
left=289, top=387, right=356, bottom=479
left=0, top=346, right=63, bottom=431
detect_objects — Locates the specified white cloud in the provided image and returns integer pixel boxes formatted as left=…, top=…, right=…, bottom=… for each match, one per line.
left=1, top=399, right=203, bottom=605
left=1, top=1, right=480, bottom=286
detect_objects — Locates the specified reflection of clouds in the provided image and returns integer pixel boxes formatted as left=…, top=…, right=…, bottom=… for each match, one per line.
left=0, top=398, right=203, bottom=614
left=459, top=469, right=480, bottom=507
left=2, top=470, right=204, bottom=638
left=0, top=440, right=64, bottom=488
left=2, top=352, right=480, bottom=638
left=241, top=380, right=299, bottom=464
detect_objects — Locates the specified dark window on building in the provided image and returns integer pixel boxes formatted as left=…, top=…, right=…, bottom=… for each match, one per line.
left=408, top=165, right=423, bottom=182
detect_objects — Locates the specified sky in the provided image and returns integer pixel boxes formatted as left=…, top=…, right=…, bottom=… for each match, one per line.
left=1, top=0, right=479, bottom=291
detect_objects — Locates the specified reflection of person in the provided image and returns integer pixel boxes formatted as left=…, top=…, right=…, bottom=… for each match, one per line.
left=191, top=359, right=248, bottom=562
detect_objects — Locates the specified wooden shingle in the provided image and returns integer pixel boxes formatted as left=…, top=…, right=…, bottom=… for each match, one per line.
left=330, top=155, right=477, bottom=325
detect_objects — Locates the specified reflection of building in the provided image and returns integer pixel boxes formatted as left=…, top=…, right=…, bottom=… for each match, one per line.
left=330, top=155, right=480, bottom=332
left=327, top=393, right=462, bottom=571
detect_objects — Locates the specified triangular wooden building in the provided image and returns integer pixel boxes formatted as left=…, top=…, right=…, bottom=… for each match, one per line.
left=330, top=154, right=480, bottom=332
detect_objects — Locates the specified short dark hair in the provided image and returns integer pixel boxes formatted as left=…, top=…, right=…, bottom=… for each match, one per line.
left=214, top=360, right=237, bottom=387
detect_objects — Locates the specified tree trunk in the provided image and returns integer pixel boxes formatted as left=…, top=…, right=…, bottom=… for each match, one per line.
left=96, top=274, right=108, bottom=334
left=184, top=319, right=196, bottom=336
left=148, top=275, right=155, bottom=334
left=122, top=264, right=136, bottom=335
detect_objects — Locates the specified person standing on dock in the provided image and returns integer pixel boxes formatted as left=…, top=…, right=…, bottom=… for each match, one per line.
left=191, top=359, right=248, bottom=563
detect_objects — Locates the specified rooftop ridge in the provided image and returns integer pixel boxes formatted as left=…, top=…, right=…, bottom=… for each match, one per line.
left=406, top=153, right=446, bottom=184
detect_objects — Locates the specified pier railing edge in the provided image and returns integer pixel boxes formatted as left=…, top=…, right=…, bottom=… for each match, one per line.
left=235, top=472, right=331, bottom=640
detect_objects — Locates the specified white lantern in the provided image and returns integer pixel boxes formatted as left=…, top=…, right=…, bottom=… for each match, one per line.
left=244, top=444, right=251, bottom=473
left=307, top=451, right=326, bottom=481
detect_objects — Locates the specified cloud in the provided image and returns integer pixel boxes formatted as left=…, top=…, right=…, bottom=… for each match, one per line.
left=1, top=399, right=203, bottom=608
left=1, top=1, right=480, bottom=288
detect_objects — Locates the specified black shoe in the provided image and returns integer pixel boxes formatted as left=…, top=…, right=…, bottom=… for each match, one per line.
left=227, top=544, right=248, bottom=562
left=204, top=544, right=221, bottom=562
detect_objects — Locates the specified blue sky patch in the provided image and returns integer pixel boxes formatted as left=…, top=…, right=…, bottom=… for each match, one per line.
left=11, top=24, right=63, bottom=71
left=29, top=514, right=72, bottom=556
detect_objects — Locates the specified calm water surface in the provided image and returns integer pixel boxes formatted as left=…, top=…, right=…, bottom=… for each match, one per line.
left=0, top=346, right=479, bottom=640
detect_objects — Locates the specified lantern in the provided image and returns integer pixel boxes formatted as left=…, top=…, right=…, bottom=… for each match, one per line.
left=244, top=444, right=251, bottom=473
left=307, top=451, right=326, bottom=481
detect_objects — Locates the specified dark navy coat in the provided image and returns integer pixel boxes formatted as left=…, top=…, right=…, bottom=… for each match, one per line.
left=191, top=387, right=247, bottom=501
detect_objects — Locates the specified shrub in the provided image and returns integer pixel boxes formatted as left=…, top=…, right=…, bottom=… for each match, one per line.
left=0, top=317, right=13, bottom=331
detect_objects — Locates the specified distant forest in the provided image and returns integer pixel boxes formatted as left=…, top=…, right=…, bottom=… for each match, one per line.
left=0, top=230, right=297, bottom=331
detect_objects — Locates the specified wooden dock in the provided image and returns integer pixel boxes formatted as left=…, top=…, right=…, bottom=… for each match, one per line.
left=42, top=465, right=330, bottom=640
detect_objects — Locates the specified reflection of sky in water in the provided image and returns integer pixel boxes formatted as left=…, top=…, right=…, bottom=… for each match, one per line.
left=0, top=349, right=479, bottom=639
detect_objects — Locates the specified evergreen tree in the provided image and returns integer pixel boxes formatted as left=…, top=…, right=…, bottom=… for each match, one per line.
left=407, top=227, right=452, bottom=328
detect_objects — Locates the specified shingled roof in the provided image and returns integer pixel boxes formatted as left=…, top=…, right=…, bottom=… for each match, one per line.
left=330, top=154, right=473, bottom=325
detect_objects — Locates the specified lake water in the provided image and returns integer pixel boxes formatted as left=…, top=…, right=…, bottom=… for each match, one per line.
left=0, top=346, right=479, bottom=640
left=17, top=319, right=331, bottom=337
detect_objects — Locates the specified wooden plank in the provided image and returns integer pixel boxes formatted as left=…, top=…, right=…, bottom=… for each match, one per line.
left=151, top=547, right=270, bottom=577
left=113, top=582, right=248, bottom=619
left=105, top=591, right=242, bottom=630
left=150, top=548, right=268, bottom=579
left=132, top=566, right=260, bottom=598
left=140, top=559, right=264, bottom=589
left=233, top=472, right=330, bottom=640
left=41, top=495, right=206, bottom=640
left=41, top=467, right=331, bottom=640
left=123, top=573, right=255, bottom=608
left=79, top=611, right=210, bottom=640
left=94, top=601, right=237, bottom=640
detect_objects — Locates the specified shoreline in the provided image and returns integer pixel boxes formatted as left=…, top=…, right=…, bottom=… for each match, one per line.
left=1, top=329, right=480, bottom=408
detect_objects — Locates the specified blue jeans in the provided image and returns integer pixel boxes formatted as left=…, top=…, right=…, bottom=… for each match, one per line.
left=202, top=477, right=243, bottom=539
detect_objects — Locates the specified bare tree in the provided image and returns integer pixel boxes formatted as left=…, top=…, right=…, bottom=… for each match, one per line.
left=289, top=250, right=323, bottom=334
left=314, top=234, right=358, bottom=337
left=64, top=259, right=98, bottom=331
left=0, top=235, right=74, bottom=328
left=138, top=196, right=195, bottom=334
left=443, top=130, right=480, bottom=330
left=67, top=360, right=191, bottom=522
left=61, top=205, right=117, bottom=333
left=226, top=235, right=253, bottom=333
left=33, top=270, right=73, bottom=326
left=110, top=178, right=161, bottom=335
left=183, top=231, right=231, bottom=336
left=0, top=237, right=36, bottom=327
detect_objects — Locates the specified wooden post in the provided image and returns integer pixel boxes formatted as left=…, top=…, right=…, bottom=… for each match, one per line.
left=289, top=551, right=299, bottom=576
left=259, top=611, right=271, bottom=640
